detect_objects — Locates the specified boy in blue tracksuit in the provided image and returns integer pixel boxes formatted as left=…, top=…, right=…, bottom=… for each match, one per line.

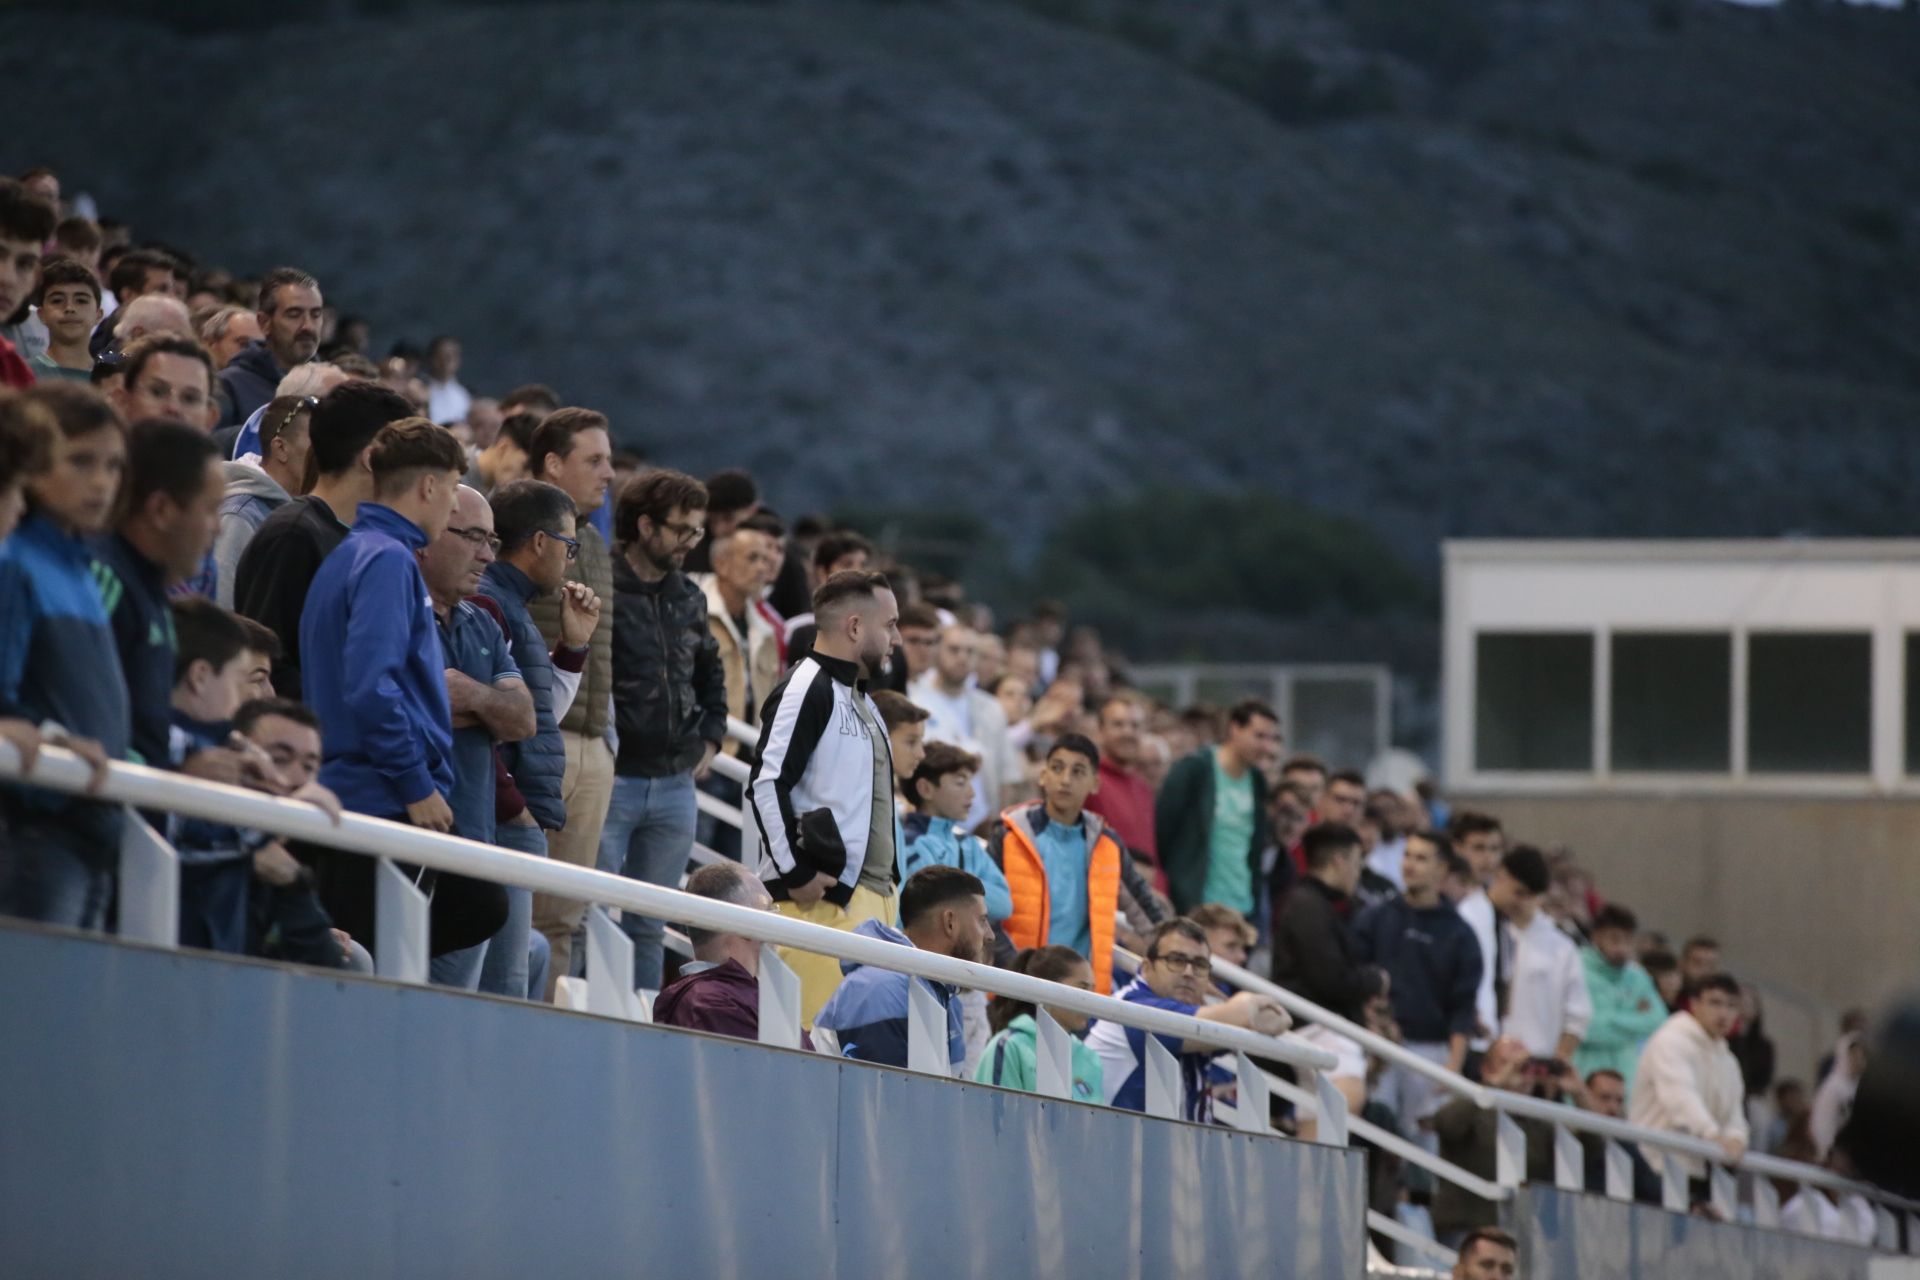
left=901, top=742, right=1013, bottom=925
left=0, top=391, right=130, bottom=928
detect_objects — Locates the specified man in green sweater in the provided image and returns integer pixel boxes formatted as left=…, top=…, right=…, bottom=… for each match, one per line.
left=1152, top=699, right=1279, bottom=914
left=1574, top=903, right=1668, bottom=1088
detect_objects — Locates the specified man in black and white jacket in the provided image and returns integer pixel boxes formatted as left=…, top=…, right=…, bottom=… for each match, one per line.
left=749, top=569, right=903, bottom=1025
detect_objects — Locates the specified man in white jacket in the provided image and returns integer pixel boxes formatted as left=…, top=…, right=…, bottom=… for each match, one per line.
left=1486, top=845, right=1592, bottom=1062
left=1630, top=972, right=1750, bottom=1177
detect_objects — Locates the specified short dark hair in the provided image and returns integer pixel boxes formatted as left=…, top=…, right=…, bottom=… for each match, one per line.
left=1301, top=821, right=1362, bottom=871
left=1047, top=732, right=1100, bottom=773
left=1404, top=828, right=1445, bottom=855
left=1683, top=972, right=1740, bottom=1003
left=909, top=742, right=981, bottom=807
left=490, top=479, right=577, bottom=554
left=702, top=467, right=757, bottom=515
left=1327, top=768, right=1366, bottom=791
left=899, top=864, right=986, bottom=929
left=123, top=419, right=219, bottom=517
left=683, top=861, right=765, bottom=948
left=0, top=177, right=56, bottom=245
left=21, top=381, right=123, bottom=440
left=237, top=614, right=281, bottom=661
left=813, top=530, right=873, bottom=572
left=1457, top=1228, right=1517, bottom=1263
left=1501, top=844, right=1551, bottom=895
left=256, top=266, right=319, bottom=313
left=497, top=410, right=542, bottom=454
left=53, top=216, right=100, bottom=254
left=737, top=510, right=785, bottom=540
left=1585, top=1068, right=1625, bottom=1090
left=614, top=466, right=707, bottom=545
left=527, top=407, right=608, bottom=486
left=1683, top=935, right=1721, bottom=958
left=870, top=689, right=927, bottom=733
left=897, top=601, right=943, bottom=632
left=812, top=569, right=892, bottom=622
left=1642, top=948, right=1677, bottom=977
left=308, top=381, right=415, bottom=477
left=1592, top=903, right=1639, bottom=934
left=1228, top=699, right=1278, bottom=729
left=369, top=418, right=465, bottom=497
left=0, top=392, right=59, bottom=491
left=1281, top=754, right=1327, bottom=779
left=500, top=383, right=560, bottom=415
left=234, top=696, right=320, bottom=737
left=1447, top=809, right=1503, bottom=843
left=107, top=249, right=179, bottom=299
left=35, top=256, right=99, bottom=307
left=1145, top=918, right=1208, bottom=961
left=119, top=333, right=213, bottom=396
left=170, top=597, right=252, bottom=686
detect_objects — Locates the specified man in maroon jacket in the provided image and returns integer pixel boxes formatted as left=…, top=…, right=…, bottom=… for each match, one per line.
left=655, top=860, right=809, bottom=1047
left=1085, top=694, right=1167, bottom=896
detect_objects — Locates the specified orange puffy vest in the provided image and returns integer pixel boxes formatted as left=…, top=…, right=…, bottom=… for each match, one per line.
left=996, top=806, right=1122, bottom=995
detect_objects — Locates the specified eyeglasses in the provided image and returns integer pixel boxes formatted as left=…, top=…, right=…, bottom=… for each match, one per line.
left=658, top=519, right=705, bottom=544
left=445, top=525, right=502, bottom=554
left=268, top=395, right=319, bottom=446
left=545, top=530, right=580, bottom=561
left=1149, top=951, right=1211, bottom=974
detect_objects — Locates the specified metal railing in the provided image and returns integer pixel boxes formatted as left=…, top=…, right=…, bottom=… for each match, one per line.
left=0, top=739, right=1341, bottom=1131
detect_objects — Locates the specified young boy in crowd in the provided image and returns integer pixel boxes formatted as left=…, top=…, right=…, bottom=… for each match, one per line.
left=871, top=689, right=927, bottom=804
left=27, top=257, right=100, bottom=384
left=232, top=696, right=353, bottom=968
left=901, top=742, right=1013, bottom=926
left=0, top=385, right=130, bottom=927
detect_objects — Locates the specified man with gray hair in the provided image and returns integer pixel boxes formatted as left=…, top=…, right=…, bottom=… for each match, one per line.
left=199, top=303, right=262, bottom=369
left=652, top=861, right=802, bottom=1044
left=112, top=293, right=193, bottom=345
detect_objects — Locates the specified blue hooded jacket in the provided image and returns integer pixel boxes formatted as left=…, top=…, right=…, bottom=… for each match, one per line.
left=813, top=918, right=964, bottom=1072
left=476, top=560, right=566, bottom=831
left=298, top=503, right=453, bottom=817
left=901, top=813, right=1013, bottom=923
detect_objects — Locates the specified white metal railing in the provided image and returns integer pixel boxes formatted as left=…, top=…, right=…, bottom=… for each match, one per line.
left=0, top=740, right=1340, bottom=1123
left=1202, top=944, right=1920, bottom=1252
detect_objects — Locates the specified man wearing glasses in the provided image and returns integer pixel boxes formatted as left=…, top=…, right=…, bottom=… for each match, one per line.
left=597, top=466, right=728, bottom=995
left=1086, top=918, right=1290, bottom=1121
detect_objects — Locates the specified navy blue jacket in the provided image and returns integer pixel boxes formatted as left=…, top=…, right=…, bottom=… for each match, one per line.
left=476, top=561, right=566, bottom=831
left=89, top=533, right=176, bottom=768
left=298, top=504, right=454, bottom=818
left=0, top=514, right=132, bottom=859
left=215, top=341, right=284, bottom=430
left=814, top=919, right=964, bottom=1071
left=1351, top=895, right=1484, bottom=1044
left=436, top=599, right=520, bottom=844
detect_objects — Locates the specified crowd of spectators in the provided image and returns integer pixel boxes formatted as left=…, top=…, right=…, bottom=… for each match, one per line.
left=0, top=166, right=1878, bottom=1265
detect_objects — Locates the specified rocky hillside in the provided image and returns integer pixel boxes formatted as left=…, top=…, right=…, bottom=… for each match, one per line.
left=4, top=0, right=1918, bottom=646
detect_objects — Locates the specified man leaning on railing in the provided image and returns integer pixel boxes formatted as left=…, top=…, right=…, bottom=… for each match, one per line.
left=1629, top=972, right=1749, bottom=1192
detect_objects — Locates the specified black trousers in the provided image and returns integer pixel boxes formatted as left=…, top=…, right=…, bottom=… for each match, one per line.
left=290, top=839, right=508, bottom=960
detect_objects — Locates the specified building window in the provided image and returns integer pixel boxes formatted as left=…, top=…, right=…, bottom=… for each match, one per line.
left=1475, top=633, right=1593, bottom=772
left=1747, top=632, right=1871, bottom=774
left=1610, top=633, right=1731, bottom=773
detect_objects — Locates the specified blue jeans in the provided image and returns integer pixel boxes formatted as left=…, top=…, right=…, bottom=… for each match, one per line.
left=695, top=772, right=742, bottom=859
left=478, top=820, right=546, bottom=999
left=0, top=820, right=112, bottom=929
left=595, top=770, right=697, bottom=991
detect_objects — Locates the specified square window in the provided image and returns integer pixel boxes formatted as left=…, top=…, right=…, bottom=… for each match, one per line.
left=1611, top=633, right=1731, bottom=772
left=1475, top=633, right=1593, bottom=771
left=1747, top=633, right=1870, bottom=774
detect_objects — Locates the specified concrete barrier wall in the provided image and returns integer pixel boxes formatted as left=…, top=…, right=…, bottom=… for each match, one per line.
left=0, top=923, right=1367, bottom=1280
left=1514, top=1186, right=1881, bottom=1280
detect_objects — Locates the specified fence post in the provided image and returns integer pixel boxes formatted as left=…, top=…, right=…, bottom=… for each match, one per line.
left=1751, top=1173, right=1780, bottom=1229
left=116, top=810, right=179, bottom=948
left=1660, top=1153, right=1689, bottom=1214
left=1310, top=1069, right=1349, bottom=1147
left=1604, top=1140, right=1633, bottom=1202
left=586, top=907, right=642, bottom=1021
left=906, top=978, right=949, bottom=1077
left=1144, top=1035, right=1182, bottom=1121
left=1874, top=1202, right=1899, bottom=1253
left=1554, top=1123, right=1584, bottom=1192
left=1232, top=1052, right=1270, bottom=1135
left=1034, top=1008, right=1073, bottom=1100
left=1710, top=1165, right=1737, bottom=1222
left=374, top=858, right=429, bottom=983
left=757, top=944, right=802, bottom=1049
left=1495, top=1112, right=1526, bottom=1189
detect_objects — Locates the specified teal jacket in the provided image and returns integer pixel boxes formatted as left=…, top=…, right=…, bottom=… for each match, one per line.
left=1153, top=747, right=1270, bottom=914
left=1573, top=949, right=1668, bottom=1087
left=973, top=1014, right=1105, bottom=1105
left=902, top=813, right=1013, bottom=922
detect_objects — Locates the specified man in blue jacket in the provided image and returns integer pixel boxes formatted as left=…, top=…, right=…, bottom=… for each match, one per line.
left=1352, top=829, right=1483, bottom=1150
left=298, top=417, right=503, bottom=958
left=813, top=866, right=989, bottom=1074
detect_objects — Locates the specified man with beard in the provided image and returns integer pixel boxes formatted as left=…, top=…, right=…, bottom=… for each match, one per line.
left=596, top=467, right=728, bottom=993
left=215, top=266, right=322, bottom=435
left=749, top=568, right=904, bottom=1024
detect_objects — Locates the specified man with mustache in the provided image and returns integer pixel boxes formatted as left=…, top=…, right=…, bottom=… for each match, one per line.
left=214, top=266, right=322, bottom=434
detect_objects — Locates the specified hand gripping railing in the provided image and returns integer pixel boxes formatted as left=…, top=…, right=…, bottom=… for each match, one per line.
left=0, top=741, right=1339, bottom=1110
left=1203, top=946, right=1920, bottom=1250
